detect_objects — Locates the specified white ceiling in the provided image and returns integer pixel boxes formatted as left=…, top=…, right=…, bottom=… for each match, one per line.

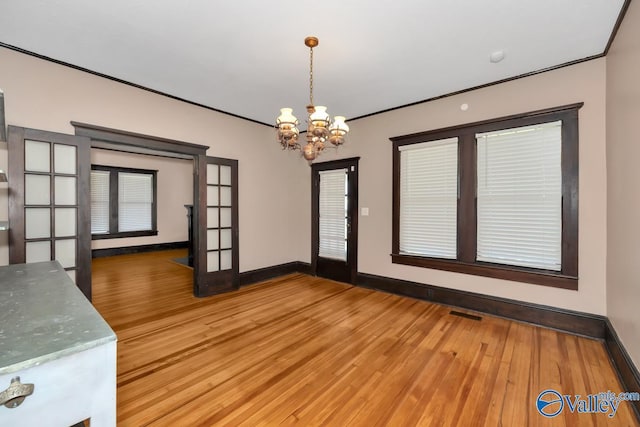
left=0, top=0, right=626, bottom=127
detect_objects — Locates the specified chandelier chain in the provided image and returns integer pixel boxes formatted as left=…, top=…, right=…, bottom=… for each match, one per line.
left=309, top=46, right=314, bottom=106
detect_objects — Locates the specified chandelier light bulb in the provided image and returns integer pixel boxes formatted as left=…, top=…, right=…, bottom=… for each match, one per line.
left=310, top=106, right=329, bottom=127
left=329, top=116, right=349, bottom=146
left=330, top=116, right=349, bottom=134
left=276, top=108, right=300, bottom=149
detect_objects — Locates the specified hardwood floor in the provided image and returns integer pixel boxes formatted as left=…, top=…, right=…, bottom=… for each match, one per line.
left=92, top=250, right=639, bottom=426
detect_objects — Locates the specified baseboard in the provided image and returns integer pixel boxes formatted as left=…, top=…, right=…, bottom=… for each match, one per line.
left=604, top=319, right=640, bottom=419
left=92, top=241, right=189, bottom=258
left=239, top=261, right=312, bottom=286
left=356, top=272, right=606, bottom=339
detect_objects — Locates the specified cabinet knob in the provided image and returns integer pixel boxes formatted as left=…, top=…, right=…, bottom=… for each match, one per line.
left=0, top=377, right=35, bottom=409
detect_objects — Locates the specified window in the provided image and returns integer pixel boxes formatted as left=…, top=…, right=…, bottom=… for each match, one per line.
left=90, top=165, right=157, bottom=239
left=391, top=104, right=581, bottom=289
left=399, top=138, right=458, bottom=259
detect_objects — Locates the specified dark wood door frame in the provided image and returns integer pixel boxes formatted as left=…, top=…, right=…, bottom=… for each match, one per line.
left=311, top=157, right=359, bottom=284
left=72, top=122, right=238, bottom=297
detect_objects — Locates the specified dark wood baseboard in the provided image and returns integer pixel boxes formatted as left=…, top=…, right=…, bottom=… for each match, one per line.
left=239, top=261, right=312, bottom=286
left=356, top=272, right=606, bottom=339
left=604, top=319, right=640, bottom=420
left=92, top=241, right=189, bottom=258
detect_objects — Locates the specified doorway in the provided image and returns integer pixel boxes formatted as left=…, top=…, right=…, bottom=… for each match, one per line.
left=311, top=157, right=359, bottom=284
left=8, top=123, right=240, bottom=299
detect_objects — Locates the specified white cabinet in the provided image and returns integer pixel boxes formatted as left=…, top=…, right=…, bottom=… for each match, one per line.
left=0, top=262, right=117, bottom=426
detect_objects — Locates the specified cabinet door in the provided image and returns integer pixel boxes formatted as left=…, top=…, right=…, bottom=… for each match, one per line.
left=8, top=126, right=92, bottom=299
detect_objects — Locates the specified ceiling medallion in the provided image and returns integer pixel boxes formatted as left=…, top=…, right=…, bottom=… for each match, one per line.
left=276, top=36, right=349, bottom=163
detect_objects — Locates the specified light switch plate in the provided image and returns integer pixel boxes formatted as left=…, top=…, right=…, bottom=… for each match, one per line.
left=361, top=207, right=369, bottom=216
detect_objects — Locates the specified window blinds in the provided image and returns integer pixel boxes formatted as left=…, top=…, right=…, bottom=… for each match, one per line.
left=118, top=172, right=153, bottom=232
left=399, top=138, right=458, bottom=259
left=319, top=169, right=348, bottom=261
left=90, top=170, right=110, bottom=234
left=476, top=120, right=562, bottom=271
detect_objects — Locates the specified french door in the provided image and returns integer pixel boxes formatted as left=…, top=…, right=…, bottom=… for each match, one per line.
left=194, top=155, right=239, bottom=296
left=312, top=157, right=359, bottom=284
left=8, top=126, right=92, bottom=299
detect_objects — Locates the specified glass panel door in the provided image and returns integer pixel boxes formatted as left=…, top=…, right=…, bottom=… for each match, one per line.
left=312, top=158, right=359, bottom=284
left=8, top=127, right=92, bottom=299
left=194, top=156, right=238, bottom=296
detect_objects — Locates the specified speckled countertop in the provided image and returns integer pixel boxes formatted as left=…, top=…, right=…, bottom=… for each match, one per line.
left=0, top=261, right=116, bottom=374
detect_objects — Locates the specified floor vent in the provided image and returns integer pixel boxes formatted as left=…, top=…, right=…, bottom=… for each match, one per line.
left=449, top=310, right=482, bottom=321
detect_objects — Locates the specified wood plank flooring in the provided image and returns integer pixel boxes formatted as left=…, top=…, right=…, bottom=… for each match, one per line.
left=92, top=250, right=639, bottom=426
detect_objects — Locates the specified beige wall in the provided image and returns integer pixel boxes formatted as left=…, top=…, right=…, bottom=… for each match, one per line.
left=90, top=149, right=193, bottom=250
left=0, top=43, right=611, bottom=317
left=606, top=0, right=640, bottom=367
left=310, top=59, right=608, bottom=315
left=0, top=46, right=308, bottom=272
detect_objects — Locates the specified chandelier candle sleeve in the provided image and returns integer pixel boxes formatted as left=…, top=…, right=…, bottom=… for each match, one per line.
left=276, top=36, right=349, bottom=162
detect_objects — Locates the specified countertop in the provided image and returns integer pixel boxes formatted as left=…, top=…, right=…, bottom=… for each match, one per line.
left=0, top=261, right=116, bottom=374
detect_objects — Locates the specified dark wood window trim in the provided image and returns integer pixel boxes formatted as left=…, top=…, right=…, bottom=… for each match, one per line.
left=391, top=103, right=582, bottom=290
left=91, top=164, right=158, bottom=240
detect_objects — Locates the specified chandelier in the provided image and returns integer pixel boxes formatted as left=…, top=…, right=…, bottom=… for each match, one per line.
left=276, top=36, right=349, bottom=162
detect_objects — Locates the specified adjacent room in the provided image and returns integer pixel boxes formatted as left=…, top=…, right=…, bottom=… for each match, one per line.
left=0, top=0, right=639, bottom=425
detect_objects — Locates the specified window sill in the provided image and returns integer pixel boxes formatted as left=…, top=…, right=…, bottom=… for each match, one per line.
left=391, top=253, right=578, bottom=290
left=92, top=230, right=158, bottom=240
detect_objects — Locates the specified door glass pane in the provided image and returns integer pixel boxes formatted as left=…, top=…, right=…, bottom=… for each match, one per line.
left=207, top=229, right=219, bottom=250
left=207, top=164, right=219, bottom=184
left=54, top=176, right=77, bottom=205
left=220, top=166, right=231, bottom=185
left=207, top=186, right=219, bottom=206
left=25, top=208, right=50, bottom=239
left=66, top=269, right=76, bottom=284
left=55, top=239, right=76, bottom=268
left=25, top=140, right=50, bottom=172
left=26, top=241, right=51, bottom=263
left=25, top=174, right=50, bottom=205
left=207, top=207, right=219, bottom=228
left=220, top=208, right=231, bottom=227
left=55, top=208, right=76, bottom=237
left=207, top=251, right=219, bottom=272
left=54, top=144, right=77, bottom=174
left=220, top=187, right=232, bottom=206
left=220, top=229, right=232, bottom=249
left=220, top=250, right=232, bottom=270
left=319, top=169, right=348, bottom=261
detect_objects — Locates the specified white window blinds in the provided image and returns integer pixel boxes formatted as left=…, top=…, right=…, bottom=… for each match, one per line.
left=399, top=137, right=458, bottom=259
left=319, top=169, right=347, bottom=261
left=90, top=170, right=110, bottom=234
left=118, top=172, right=153, bottom=232
left=476, top=120, right=562, bottom=271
